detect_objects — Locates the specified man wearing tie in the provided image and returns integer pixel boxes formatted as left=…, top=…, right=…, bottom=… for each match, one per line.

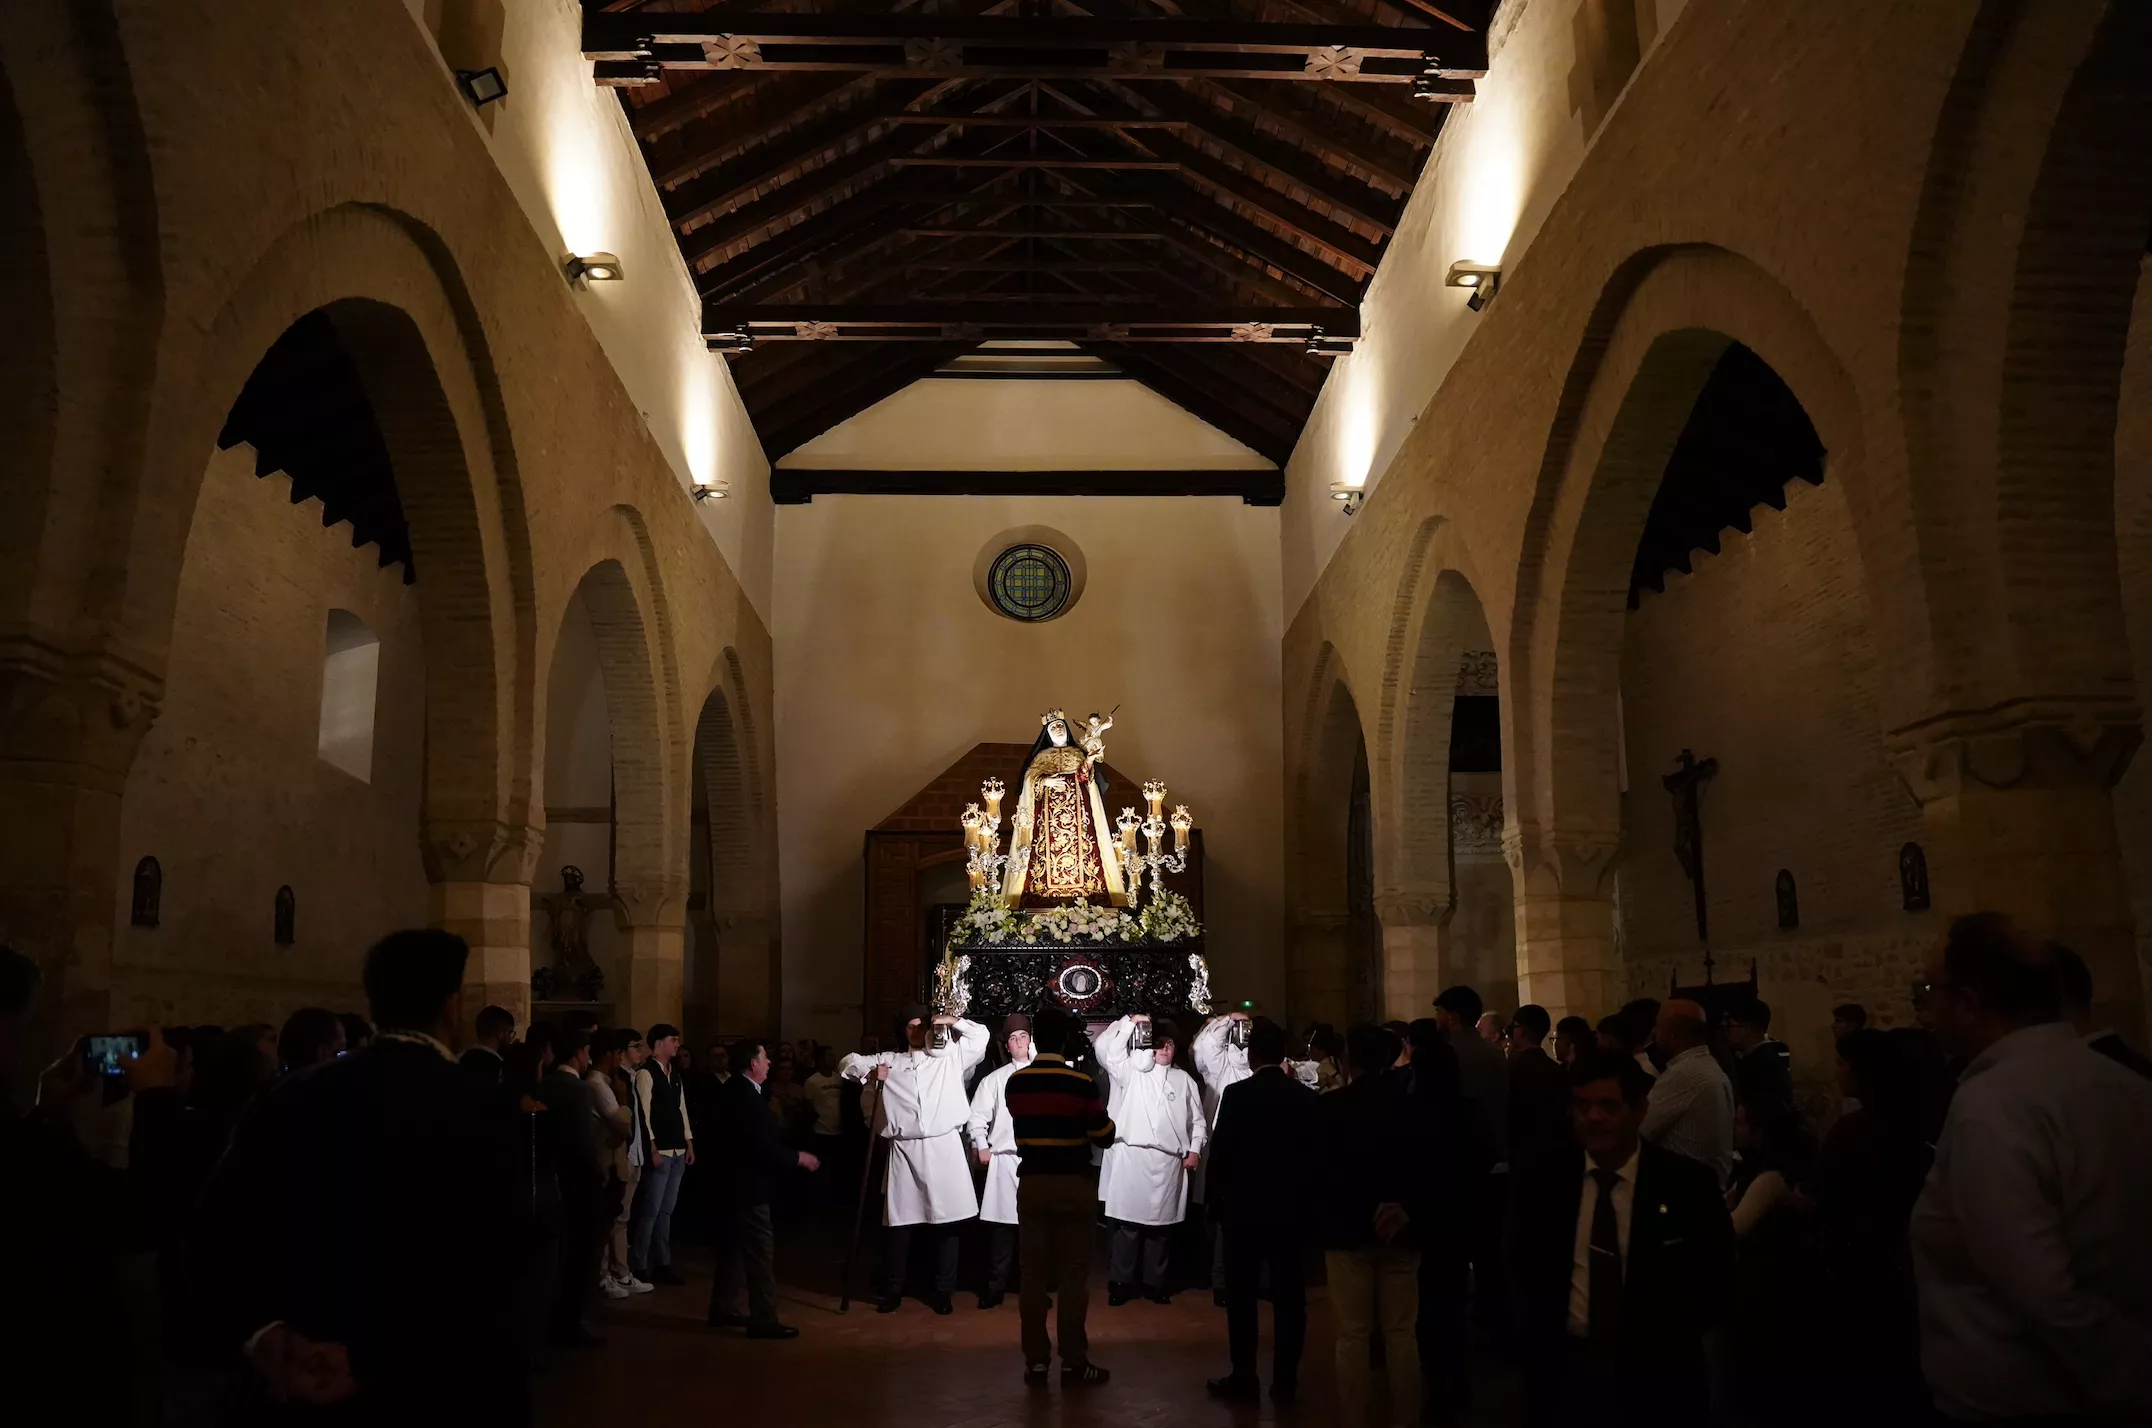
left=1510, top=1049, right=1733, bottom=1428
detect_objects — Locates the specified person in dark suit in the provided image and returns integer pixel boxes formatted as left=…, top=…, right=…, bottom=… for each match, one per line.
left=708, top=1038, right=822, bottom=1338
left=1399, top=1019, right=1481, bottom=1426
left=1507, top=1004, right=1572, bottom=1167
left=536, top=1023, right=608, bottom=1348
left=1510, top=1049, right=1734, bottom=1428
left=460, top=1003, right=516, bottom=1090
left=1203, top=1018, right=1318, bottom=1403
left=191, top=929, right=526, bottom=1422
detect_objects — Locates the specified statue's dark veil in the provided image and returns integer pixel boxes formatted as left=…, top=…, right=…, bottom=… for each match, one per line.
left=1017, top=713, right=1110, bottom=803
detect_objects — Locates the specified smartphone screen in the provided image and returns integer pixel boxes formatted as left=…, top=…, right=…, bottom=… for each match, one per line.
left=85, top=1033, right=145, bottom=1077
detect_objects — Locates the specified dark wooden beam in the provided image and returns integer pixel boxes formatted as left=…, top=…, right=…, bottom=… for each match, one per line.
left=755, top=343, right=978, bottom=458
left=662, top=81, right=949, bottom=228
left=646, top=74, right=879, bottom=182
left=1081, top=343, right=1297, bottom=465
left=1116, top=81, right=1407, bottom=228
left=1125, top=173, right=1369, bottom=303
left=1196, top=77, right=1424, bottom=185
left=1130, top=129, right=1383, bottom=269
left=769, top=466, right=1285, bottom=503
left=585, top=13, right=1487, bottom=69
left=678, top=121, right=957, bottom=269
left=704, top=300, right=1357, bottom=333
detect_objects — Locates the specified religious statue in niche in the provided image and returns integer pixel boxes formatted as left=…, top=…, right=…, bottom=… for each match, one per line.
left=1003, top=709, right=1130, bottom=907
left=1899, top=842, right=1931, bottom=912
left=536, top=865, right=606, bottom=1002
left=1775, top=869, right=1799, bottom=931
left=274, top=885, right=296, bottom=946
left=131, top=856, right=162, bottom=929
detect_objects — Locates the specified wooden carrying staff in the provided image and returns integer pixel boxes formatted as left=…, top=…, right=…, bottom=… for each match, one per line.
left=837, top=1076, right=887, bottom=1313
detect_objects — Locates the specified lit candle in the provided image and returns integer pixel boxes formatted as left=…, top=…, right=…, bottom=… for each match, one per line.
left=961, top=805, right=983, bottom=850
left=1143, top=779, right=1166, bottom=818
left=1146, top=827, right=1164, bottom=858
left=1171, top=805, right=1192, bottom=852
left=1117, top=808, right=1140, bottom=857
left=982, top=778, right=1004, bottom=821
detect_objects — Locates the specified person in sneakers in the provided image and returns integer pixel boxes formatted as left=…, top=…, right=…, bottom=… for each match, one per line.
left=966, top=1014, right=1035, bottom=1308
left=629, top=1023, right=694, bottom=1286
left=585, top=1031, right=642, bottom=1299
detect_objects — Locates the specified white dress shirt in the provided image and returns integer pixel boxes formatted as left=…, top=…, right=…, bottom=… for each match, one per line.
left=1911, top=1021, right=2152, bottom=1421
left=1569, top=1146, right=1639, bottom=1338
left=1639, top=1044, right=1734, bottom=1188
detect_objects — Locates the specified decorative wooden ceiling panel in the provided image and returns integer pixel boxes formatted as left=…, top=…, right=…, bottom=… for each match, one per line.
left=584, top=0, right=1488, bottom=490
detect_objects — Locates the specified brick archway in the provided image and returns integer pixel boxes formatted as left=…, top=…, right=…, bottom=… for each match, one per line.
left=1288, top=647, right=1374, bottom=1024
left=687, top=649, right=780, bottom=1040
left=1502, top=244, right=1884, bottom=1013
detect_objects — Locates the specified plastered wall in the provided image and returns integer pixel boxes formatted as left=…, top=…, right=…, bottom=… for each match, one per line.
left=775, top=496, right=1285, bottom=1043
left=111, top=448, right=430, bottom=1023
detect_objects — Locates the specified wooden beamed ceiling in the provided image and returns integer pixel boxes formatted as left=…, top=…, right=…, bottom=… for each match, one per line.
left=586, top=0, right=1487, bottom=476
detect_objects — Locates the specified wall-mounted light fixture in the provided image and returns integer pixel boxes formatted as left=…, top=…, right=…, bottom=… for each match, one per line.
left=564, top=252, right=624, bottom=286
left=692, top=480, right=729, bottom=503
left=1411, top=63, right=1447, bottom=102
left=1329, top=480, right=1365, bottom=515
left=706, top=327, right=756, bottom=354
left=1303, top=326, right=1355, bottom=358
left=1446, top=261, right=1502, bottom=311
left=456, top=67, right=508, bottom=108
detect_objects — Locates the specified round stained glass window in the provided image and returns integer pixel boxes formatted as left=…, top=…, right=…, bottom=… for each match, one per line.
left=987, top=543, right=1073, bottom=622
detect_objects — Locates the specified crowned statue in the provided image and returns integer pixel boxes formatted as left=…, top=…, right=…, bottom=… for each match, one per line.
left=1002, top=708, right=1130, bottom=907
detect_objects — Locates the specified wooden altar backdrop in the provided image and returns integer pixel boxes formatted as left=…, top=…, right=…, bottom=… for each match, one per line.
left=862, top=742, right=1204, bottom=1039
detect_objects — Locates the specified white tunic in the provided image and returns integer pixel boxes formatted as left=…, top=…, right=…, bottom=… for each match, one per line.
left=965, top=1053, right=1033, bottom=1225
left=1093, top=1017, right=1208, bottom=1226
left=841, top=1019, right=988, bottom=1225
left=1190, top=1016, right=1252, bottom=1201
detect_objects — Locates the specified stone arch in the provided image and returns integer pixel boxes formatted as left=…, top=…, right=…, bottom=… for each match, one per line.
left=1288, top=647, right=1377, bottom=1024
left=0, top=62, right=53, bottom=624
left=556, top=556, right=675, bottom=901
left=1897, top=0, right=2152, bottom=715
left=1504, top=244, right=1885, bottom=1014
left=127, top=204, right=539, bottom=887
left=1375, top=526, right=1513, bottom=1013
left=686, top=649, right=778, bottom=1036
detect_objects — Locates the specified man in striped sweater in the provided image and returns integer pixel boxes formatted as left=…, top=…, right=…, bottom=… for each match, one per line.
left=1006, top=1003, right=1116, bottom=1386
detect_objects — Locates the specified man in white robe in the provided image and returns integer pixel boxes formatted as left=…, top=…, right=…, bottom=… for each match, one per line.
left=1095, top=1014, right=1207, bottom=1304
left=841, top=1007, right=987, bottom=1314
left=965, top=1013, right=1034, bottom=1309
left=1194, top=1011, right=1255, bottom=1302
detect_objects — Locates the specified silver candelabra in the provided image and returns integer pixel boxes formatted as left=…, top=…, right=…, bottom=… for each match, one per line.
left=1117, top=780, right=1193, bottom=910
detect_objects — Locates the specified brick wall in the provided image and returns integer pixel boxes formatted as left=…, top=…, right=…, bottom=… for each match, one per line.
left=1616, top=473, right=1933, bottom=1069
left=111, top=446, right=429, bottom=1024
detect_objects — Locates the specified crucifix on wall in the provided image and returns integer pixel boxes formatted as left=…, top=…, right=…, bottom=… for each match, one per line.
left=1663, top=748, right=1719, bottom=950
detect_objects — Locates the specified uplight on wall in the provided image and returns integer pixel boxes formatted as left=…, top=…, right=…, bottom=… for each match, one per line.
left=707, top=327, right=756, bottom=354
left=1446, top=261, right=1502, bottom=311
left=691, top=480, right=729, bottom=503
left=1328, top=481, right=1365, bottom=516
left=564, top=252, right=624, bottom=287
left=456, top=67, right=508, bottom=108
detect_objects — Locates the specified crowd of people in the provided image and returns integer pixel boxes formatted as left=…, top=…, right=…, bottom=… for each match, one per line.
left=4, top=909, right=2149, bottom=1425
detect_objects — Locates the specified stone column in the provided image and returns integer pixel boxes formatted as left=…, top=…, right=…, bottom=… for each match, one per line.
left=1286, top=910, right=1354, bottom=1026
left=0, top=639, right=160, bottom=1062
left=1374, top=893, right=1451, bottom=1021
left=424, top=821, right=542, bottom=1029
left=1506, top=830, right=1623, bottom=1022
left=1892, top=709, right=2144, bottom=1039
left=615, top=877, right=690, bottom=1035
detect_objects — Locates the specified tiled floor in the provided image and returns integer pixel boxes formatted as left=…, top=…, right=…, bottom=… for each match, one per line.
left=538, top=1219, right=1518, bottom=1428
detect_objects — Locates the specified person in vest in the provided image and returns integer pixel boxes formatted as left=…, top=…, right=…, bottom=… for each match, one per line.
left=629, top=1023, right=695, bottom=1285
left=1094, top=1013, right=1207, bottom=1304
left=841, top=1006, right=988, bottom=1313
left=966, top=1014, right=1036, bottom=1308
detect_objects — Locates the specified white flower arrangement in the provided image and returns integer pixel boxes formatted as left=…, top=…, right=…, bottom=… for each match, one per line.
left=952, top=888, right=1203, bottom=946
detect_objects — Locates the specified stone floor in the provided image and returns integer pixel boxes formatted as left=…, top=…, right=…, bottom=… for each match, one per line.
left=538, top=1217, right=1519, bottom=1428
